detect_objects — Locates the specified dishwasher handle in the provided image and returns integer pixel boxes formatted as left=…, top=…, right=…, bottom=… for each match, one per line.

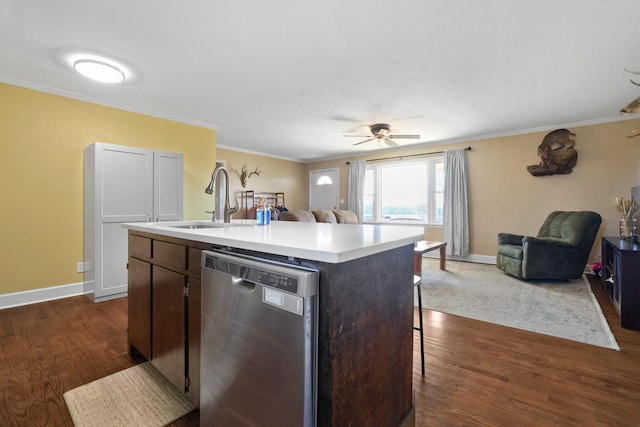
left=232, top=276, right=256, bottom=294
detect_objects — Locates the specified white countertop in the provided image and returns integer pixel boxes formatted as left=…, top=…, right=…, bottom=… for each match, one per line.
left=122, top=220, right=424, bottom=263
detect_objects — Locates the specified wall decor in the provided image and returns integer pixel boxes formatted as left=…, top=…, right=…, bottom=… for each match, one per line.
left=239, top=165, right=261, bottom=188
left=527, top=129, right=578, bottom=176
left=626, top=126, right=640, bottom=138
left=620, top=68, right=640, bottom=114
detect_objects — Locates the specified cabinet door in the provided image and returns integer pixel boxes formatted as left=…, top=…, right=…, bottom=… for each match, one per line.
left=152, top=265, right=187, bottom=392
left=85, top=143, right=154, bottom=300
left=154, top=151, right=183, bottom=221
left=186, top=277, right=201, bottom=406
left=128, top=257, right=152, bottom=359
left=614, top=252, right=622, bottom=310
left=99, top=143, right=154, bottom=221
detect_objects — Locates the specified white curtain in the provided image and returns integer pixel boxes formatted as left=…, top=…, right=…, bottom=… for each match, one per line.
left=347, top=161, right=366, bottom=223
left=443, top=149, right=469, bottom=256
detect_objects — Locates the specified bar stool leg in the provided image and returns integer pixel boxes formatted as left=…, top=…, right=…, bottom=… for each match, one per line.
left=413, top=276, right=425, bottom=376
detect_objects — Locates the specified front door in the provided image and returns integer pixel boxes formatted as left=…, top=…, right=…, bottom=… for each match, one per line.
left=309, top=168, right=339, bottom=211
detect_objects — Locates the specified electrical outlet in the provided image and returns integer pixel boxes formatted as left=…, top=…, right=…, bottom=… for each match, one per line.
left=77, top=262, right=85, bottom=273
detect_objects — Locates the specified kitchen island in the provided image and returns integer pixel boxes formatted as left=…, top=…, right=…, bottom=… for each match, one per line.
left=123, top=219, right=423, bottom=426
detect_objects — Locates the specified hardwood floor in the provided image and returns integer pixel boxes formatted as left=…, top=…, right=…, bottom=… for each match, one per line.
left=1, top=275, right=638, bottom=426
left=413, top=275, right=640, bottom=426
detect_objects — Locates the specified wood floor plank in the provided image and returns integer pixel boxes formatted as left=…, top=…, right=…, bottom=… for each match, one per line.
left=1, top=274, right=639, bottom=426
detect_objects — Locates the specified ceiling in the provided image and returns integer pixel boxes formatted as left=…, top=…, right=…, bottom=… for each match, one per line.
left=2, top=1, right=640, bottom=162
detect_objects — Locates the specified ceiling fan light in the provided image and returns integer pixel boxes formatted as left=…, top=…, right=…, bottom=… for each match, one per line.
left=73, top=59, right=125, bottom=83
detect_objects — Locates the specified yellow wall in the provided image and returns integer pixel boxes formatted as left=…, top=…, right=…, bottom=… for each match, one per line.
left=0, top=83, right=217, bottom=295
left=2, top=81, right=638, bottom=297
left=215, top=147, right=307, bottom=217
left=306, top=120, right=640, bottom=262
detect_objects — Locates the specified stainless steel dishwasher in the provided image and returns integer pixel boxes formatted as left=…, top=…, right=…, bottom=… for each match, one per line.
left=200, top=250, right=319, bottom=427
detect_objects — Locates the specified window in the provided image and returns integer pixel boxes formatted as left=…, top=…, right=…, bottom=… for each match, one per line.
left=316, top=175, right=333, bottom=185
left=363, top=156, right=444, bottom=224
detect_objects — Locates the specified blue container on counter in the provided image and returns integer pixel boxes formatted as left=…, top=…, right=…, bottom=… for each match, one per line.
left=257, top=207, right=271, bottom=225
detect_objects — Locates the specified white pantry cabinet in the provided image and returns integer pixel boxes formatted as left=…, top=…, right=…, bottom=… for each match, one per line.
left=83, top=142, right=183, bottom=302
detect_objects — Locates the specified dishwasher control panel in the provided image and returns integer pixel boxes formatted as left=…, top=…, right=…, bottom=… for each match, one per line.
left=203, top=251, right=319, bottom=298
left=248, top=269, right=298, bottom=294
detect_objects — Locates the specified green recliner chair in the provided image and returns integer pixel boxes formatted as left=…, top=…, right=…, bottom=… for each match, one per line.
left=497, top=211, right=602, bottom=280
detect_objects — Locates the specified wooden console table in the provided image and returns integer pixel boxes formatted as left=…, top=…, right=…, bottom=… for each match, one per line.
left=414, top=240, right=447, bottom=275
left=601, top=236, right=640, bottom=330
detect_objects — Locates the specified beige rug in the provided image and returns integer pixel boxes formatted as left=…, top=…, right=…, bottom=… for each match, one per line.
left=63, top=362, right=196, bottom=427
left=418, top=259, right=620, bottom=350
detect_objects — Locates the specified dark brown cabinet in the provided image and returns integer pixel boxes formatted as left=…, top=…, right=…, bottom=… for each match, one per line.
left=127, top=257, right=151, bottom=359
left=152, top=265, right=187, bottom=393
left=127, top=229, right=416, bottom=425
left=602, top=236, right=640, bottom=330
left=127, top=231, right=208, bottom=406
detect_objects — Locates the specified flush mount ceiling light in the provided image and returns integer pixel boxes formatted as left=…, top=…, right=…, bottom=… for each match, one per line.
left=73, top=59, right=125, bottom=83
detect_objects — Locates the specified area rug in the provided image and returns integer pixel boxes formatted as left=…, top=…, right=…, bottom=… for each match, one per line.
left=417, top=259, right=620, bottom=350
left=63, top=362, right=196, bottom=426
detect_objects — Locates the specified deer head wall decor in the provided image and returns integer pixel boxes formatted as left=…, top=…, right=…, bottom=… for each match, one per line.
left=626, top=68, right=640, bottom=87
left=239, top=165, right=261, bottom=188
left=626, top=126, right=640, bottom=138
left=620, top=68, right=640, bottom=114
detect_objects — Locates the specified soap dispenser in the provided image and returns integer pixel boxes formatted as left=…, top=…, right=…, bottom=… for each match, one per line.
left=256, top=197, right=270, bottom=225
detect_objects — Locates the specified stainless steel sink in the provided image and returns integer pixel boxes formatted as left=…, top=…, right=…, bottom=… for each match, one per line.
left=169, top=222, right=252, bottom=229
left=172, top=224, right=220, bottom=229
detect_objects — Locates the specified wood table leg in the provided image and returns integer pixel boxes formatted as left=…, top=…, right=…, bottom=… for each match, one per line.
left=439, top=246, right=446, bottom=270
left=413, top=252, right=422, bottom=276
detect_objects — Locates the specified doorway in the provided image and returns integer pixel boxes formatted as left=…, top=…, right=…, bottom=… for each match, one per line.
left=309, top=168, right=339, bottom=211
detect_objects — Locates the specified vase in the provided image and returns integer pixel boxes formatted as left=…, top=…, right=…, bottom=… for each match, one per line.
left=619, top=218, right=637, bottom=239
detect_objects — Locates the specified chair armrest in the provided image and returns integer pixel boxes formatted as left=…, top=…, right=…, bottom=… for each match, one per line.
left=523, top=236, right=574, bottom=249
left=521, top=236, right=584, bottom=279
left=498, top=232, right=525, bottom=245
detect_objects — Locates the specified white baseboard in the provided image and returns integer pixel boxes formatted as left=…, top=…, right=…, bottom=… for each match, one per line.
left=2, top=253, right=497, bottom=310
left=88, top=291, right=128, bottom=303
left=0, top=282, right=88, bottom=310
left=423, top=252, right=496, bottom=264
left=424, top=252, right=595, bottom=275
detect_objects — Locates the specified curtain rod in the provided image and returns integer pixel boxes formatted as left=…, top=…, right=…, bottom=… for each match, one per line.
left=346, top=146, right=471, bottom=164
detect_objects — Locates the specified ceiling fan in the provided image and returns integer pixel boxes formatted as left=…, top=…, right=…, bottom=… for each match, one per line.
left=343, top=123, right=420, bottom=147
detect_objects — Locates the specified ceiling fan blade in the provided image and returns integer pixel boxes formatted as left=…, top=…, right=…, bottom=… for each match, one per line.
left=343, top=135, right=373, bottom=138
left=384, top=139, right=399, bottom=147
left=329, top=115, right=365, bottom=123
left=353, top=137, right=376, bottom=146
left=388, top=134, right=421, bottom=139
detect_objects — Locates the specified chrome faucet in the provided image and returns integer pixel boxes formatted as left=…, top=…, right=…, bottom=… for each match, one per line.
left=205, top=166, right=239, bottom=223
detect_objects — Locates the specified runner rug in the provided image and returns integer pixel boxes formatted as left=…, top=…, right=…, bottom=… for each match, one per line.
left=63, top=362, right=196, bottom=426
left=417, top=259, right=619, bottom=350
